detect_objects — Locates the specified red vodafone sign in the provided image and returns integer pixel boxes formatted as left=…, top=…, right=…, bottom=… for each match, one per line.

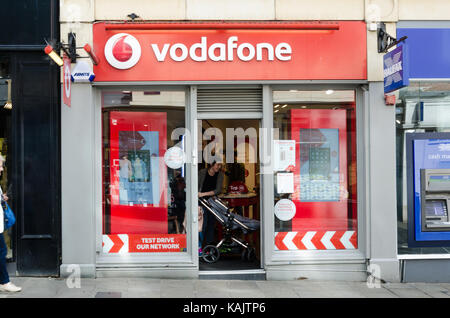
left=104, top=33, right=141, bottom=69
left=93, top=21, right=367, bottom=82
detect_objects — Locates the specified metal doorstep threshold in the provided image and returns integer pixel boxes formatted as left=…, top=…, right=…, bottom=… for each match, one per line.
left=199, top=269, right=266, bottom=280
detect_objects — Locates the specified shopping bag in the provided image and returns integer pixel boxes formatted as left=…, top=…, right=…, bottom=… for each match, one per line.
left=2, top=201, right=15, bottom=230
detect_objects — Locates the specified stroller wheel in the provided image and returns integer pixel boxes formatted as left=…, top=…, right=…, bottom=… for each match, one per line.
left=202, top=245, right=220, bottom=264
left=241, top=248, right=248, bottom=261
left=246, top=247, right=256, bottom=262
left=241, top=247, right=256, bottom=262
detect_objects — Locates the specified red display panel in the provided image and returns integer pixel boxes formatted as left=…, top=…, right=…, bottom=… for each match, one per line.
left=290, top=109, right=349, bottom=231
left=108, top=111, right=167, bottom=234
left=93, top=21, right=367, bottom=82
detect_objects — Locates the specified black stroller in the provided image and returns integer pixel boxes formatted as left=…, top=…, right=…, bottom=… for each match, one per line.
left=199, top=196, right=260, bottom=264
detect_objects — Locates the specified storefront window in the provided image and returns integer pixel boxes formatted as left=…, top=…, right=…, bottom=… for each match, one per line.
left=102, top=90, right=188, bottom=254
left=272, top=90, right=358, bottom=251
left=396, top=81, right=450, bottom=254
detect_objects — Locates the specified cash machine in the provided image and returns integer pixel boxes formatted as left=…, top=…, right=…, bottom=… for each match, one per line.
left=420, top=169, right=450, bottom=231
left=407, top=133, right=450, bottom=247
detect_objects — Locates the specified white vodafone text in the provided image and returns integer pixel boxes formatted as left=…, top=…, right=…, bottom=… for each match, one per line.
left=151, top=36, right=292, bottom=62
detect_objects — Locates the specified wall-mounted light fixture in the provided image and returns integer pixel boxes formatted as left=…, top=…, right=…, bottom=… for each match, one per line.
left=45, top=32, right=78, bottom=65
left=44, top=45, right=64, bottom=66
left=44, top=32, right=100, bottom=66
left=83, top=44, right=100, bottom=65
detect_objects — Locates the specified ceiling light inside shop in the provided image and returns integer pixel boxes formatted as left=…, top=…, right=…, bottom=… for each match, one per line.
left=274, top=109, right=279, bottom=113
left=282, top=104, right=288, bottom=108
left=326, top=90, right=334, bottom=95
left=274, top=104, right=280, bottom=108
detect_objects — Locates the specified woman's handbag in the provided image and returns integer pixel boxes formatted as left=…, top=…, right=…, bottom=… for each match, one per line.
left=2, top=200, right=15, bottom=230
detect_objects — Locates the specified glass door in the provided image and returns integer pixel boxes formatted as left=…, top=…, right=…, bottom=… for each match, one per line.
left=197, top=118, right=262, bottom=271
left=272, top=89, right=359, bottom=252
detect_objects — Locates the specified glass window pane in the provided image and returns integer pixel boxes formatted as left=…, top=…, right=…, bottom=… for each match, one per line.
left=102, top=90, right=187, bottom=254
left=273, top=90, right=357, bottom=251
left=396, top=81, right=450, bottom=255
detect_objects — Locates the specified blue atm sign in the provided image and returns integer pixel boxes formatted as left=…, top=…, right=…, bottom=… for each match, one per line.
left=383, top=45, right=409, bottom=93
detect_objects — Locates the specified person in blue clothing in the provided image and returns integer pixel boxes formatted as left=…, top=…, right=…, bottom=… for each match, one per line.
left=0, top=155, right=21, bottom=292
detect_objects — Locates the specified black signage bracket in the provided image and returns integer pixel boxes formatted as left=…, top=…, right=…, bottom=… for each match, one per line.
left=377, top=22, right=407, bottom=53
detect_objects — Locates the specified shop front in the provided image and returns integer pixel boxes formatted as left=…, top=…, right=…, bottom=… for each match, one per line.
left=396, top=22, right=450, bottom=282
left=61, top=21, right=372, bottom=280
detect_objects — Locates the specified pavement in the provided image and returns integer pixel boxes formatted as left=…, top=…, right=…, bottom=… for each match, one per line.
left=1, top=277, right=450, bottom=298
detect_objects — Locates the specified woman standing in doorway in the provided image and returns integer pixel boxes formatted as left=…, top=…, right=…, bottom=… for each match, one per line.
left=198, top=162, right=224, bottom=247
left=0, top=155, right=21, bottom=292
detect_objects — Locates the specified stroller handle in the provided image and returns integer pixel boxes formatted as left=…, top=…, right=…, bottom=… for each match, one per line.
left=200, top=197, right=252, bottom=232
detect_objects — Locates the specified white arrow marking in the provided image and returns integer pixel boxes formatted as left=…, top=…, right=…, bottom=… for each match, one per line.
left=340, top=231, right=356, bottom=249
left=301, top=231, right=317, bottom=250
left=283, top=232, right=298, bottom=250
left=117, top=234, right=129, bottom=254
left=321, top=231, right=336, bottom=250
left=103, top=235, right=113, bottom=253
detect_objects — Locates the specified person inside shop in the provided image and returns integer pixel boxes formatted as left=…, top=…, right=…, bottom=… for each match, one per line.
left=198, top=161, right=224, bottom=247
left=170, top=170, right=186, bottom=232
left=225, top=149, right=246, bottom=215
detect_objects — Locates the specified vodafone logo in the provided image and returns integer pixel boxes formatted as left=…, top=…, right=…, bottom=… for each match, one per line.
left=105, top=33, right=141, bottom=69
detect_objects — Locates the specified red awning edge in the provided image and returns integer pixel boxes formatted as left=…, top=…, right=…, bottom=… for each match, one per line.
left=102, top=21, right=340, bottom=31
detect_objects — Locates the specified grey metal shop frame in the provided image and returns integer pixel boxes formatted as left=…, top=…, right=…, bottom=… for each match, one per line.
left=192, top=84, right=265, bottom=271
left=91, top=81, right=369, bottom=276
left=191, top=82, right=368, bottom=271
left=93, top=85, right=199, bottom=277
left=262, top=84, right=368, bottom=268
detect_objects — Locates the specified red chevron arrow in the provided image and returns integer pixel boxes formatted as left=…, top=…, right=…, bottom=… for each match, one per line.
left=292, top=232, right=307, bottom=250
left=275, top=232, right=288, bottom=250
left=311, top=231, right=327, bottom=250
left=109, top=234, right=125, bottom=253
left=330, top=231, right=346, bottom=249
left=349, top=231, right=358, bottom=248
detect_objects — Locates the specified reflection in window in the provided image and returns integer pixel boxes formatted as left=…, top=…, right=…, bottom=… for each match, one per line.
left=273, top=90, right=358, bottom=251
left=396, top=81, right=450, bottom=255
left=102, top=90, right=187, bottom=254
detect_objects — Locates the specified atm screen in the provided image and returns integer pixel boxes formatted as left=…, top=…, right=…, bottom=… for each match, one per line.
left=425, top=200, right=447, bottom=217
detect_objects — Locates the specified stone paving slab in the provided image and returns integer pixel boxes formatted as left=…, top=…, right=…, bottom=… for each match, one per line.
left=0, top=277, right=449, bottom=298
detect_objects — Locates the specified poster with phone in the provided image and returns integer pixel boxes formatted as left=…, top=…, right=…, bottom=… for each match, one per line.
left=118, top=131, right=159, bottom=205
left=290, top=108, right=348, bottom=232
left=109, top=111, right=167, bottom=234
left=299, top=128, right=340, bottom=202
